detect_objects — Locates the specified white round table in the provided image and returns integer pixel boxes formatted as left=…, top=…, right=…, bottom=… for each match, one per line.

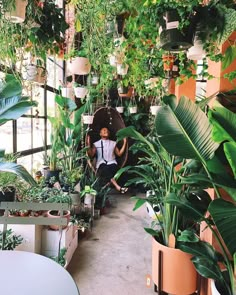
left=0, top=251, right=79, bottom=295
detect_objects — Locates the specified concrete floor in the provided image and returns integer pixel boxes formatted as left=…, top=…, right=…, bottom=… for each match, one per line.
left=67, top=193, right=155, bottom=295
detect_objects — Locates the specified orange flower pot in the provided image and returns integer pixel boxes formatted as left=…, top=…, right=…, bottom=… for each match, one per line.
left=162, top=54, right=175, bottom=71
left=152, top=237, right=198, bottom=295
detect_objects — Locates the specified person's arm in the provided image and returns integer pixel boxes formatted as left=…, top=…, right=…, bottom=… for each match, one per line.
left=86, top=135, right=97, bottom=158
left=115, top=138, right=127, bottom=157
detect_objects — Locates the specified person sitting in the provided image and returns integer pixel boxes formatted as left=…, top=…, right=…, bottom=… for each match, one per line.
left=86, top=127, right=128, bottom=194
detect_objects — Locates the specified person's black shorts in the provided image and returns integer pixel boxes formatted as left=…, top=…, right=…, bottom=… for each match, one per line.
left=96, top=163, right=118, bottom=184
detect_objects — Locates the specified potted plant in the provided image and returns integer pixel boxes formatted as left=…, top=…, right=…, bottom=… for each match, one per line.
left=66, top=48, right=91, bottom=76
left=73, top=82, right=88, bottom=99
left=45, top=187, right=72, bottom=230
left=3, top=0, right=28, bottom=23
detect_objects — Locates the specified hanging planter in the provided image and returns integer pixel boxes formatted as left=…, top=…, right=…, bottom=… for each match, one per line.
left=162, top=54, right=175, bottom=71
left=187, top=30, right=206, bottom=60
left=61, top=87, right=74, bottom=99
left=117, top=63, right=129, bottom=76
left=150, top=105, right=161, bottom=116
left=74, top=86, right=88, bottom=99
left=82, top=114, right=94, bottom=125
left=4, top=0, right=28, bottom=23
left=67, top=57, right=91, bottom=75
left=160, top=10, right=196, bottom=52
left=90, top=74, right=99, bottom=86
left=116, top=96, right=124, bottom=113
left=22, top=64, right=46, bottom=85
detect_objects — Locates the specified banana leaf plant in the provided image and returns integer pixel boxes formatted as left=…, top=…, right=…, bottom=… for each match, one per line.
left=0, top=74, right=37, bottom=186
left=153, top=95, right=236, bottom=295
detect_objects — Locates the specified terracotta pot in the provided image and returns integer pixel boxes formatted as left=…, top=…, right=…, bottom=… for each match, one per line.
left=67, top=57, right=91, bottom=75
left=47, top=210, right=70, bottom=230
left=162, top=55, right=175, bottom=71
left=152, top=237, right=198, bottom=294
left=4, top=0, right=28, bottom=23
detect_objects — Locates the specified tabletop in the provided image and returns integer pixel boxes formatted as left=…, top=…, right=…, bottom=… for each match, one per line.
left=0, top=250, right=80, bottom=295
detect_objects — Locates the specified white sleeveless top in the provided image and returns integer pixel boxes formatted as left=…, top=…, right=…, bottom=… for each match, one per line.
left=94, top=139, right=117, bottom=169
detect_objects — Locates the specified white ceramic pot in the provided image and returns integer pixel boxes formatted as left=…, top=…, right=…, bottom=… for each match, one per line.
left=150, top=105, right=161, bottom=116
left=61, top=87, right=74, bottom=99
left=84, top=193, right=96, bottom=207
left=117, top=63, right=129, bottom=76
left=23, top=64, right=37, bottom=81
left=82, top=115, right=94, bottom=125
left=109, top=54, right=117, bottom=67
left=129, top=106, right=137, bottom=114
left=210, top=280, right=221, bottom=295
left=74, top=87, right=88, bottom=99
left=67, top=57, right=91, bottom=75
left=4, top=0, right=28, bottom=23
left=187, top=32, right=206, bottom=60
left=70, top=191, right=81, bottom=206
left=91, top=75, right=99, bottom=85
left=116, top=106, right=124, bottom=113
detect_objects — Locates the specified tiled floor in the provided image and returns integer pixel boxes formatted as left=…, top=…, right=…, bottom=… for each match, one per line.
left=67, top=193, right=155, bottom=295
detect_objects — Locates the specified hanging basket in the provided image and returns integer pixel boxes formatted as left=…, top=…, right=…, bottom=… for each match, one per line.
left=61, top=87, right=74, bottom=99
left=74, top=86, right=88, bottom=99
left=4, top=0, right=28, bottom=23
left=67, top=57, right=91, bottom=75
left=82, top=114, right=94, bottom=125
left=129, top=106, right=137, bottom=114
left=116, top=106, right=124, bottom=113
left=160, top=10, right=196, bottom=52
left=117, top=63, right=129, bottom=76
left=150, top=105, right=161, bottom=116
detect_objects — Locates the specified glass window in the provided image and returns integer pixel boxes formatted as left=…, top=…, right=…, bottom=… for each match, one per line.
left=18, top=152, right=47, bottom=176
left=0, top=121, right=13, bottom=153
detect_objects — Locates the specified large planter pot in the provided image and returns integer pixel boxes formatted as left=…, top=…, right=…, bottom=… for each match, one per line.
left=160, top=10, right=196, bottom=52
left=152, top=237, right=198, bottom=294
left=46, top=210, right=70, bottom=230
left=4, top=0, right=28, bottom=23
left=0, top=187, right=16, bottom=202
left=67, top=57, right=91, bottom=75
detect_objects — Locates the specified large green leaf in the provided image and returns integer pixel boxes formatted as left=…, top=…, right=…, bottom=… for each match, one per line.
left=208, top=199, right=236, bottom=257
left=0, top=74, right=22, bottom=99
left=224, top=142, right=236, bottom=178
left=0, top=97, right=37, bottom=125
left=0, top=162, right=36, bottom=186
left=208, top=101, right=236, bottom=142
left=155, top=96, right=219, bottom=162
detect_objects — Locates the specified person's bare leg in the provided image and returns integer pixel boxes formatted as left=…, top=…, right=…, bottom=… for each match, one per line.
left=110, top=178, right=121, bottom=192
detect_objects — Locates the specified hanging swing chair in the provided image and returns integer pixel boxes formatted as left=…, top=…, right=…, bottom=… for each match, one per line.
left=86, top=107, right=128, bottom=173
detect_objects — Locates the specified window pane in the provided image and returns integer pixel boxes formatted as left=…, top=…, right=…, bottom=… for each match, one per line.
left=47, top=91, right=56, bottom=117
left=33, top=118, right=46, bottom=149
left=46, top=57, right=64, bottom=89
left=18, top=152, right=47, bottom=176
left=0, top=121, right=13, bottom=153
left=17, top=117, right=32, bottom=151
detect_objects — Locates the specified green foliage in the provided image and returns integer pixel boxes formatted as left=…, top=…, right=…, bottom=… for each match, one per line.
left=0, top=229, right=23, bottom=250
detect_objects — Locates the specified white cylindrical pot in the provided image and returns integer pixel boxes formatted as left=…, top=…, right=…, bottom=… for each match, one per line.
left=210, top=280, right=221, bottom=295
left=84, top=193, right=96, bottom=206
left=23, top=64, right=37, bottom=81
left=91, top=75, right=99, bottom=85
left=150, top=105, right=161, bottom=116
left=61, top=87, right=74, bottom=99
left=74, top=87, right=88, bottom=99
left=129, top=106, right=137, bottom=114
left=82, top=115, right=94, bottom=125
left=4, top=0, right=28, bottom=23
left=67, top=57, right=91, bottom=75
left=70, top=191, right=81, bottom=206
left=116, top=106, right=124, bottom=113
left=109, top=54, right=117, bottom=67
left=117, top=63, right=129, bottom=76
